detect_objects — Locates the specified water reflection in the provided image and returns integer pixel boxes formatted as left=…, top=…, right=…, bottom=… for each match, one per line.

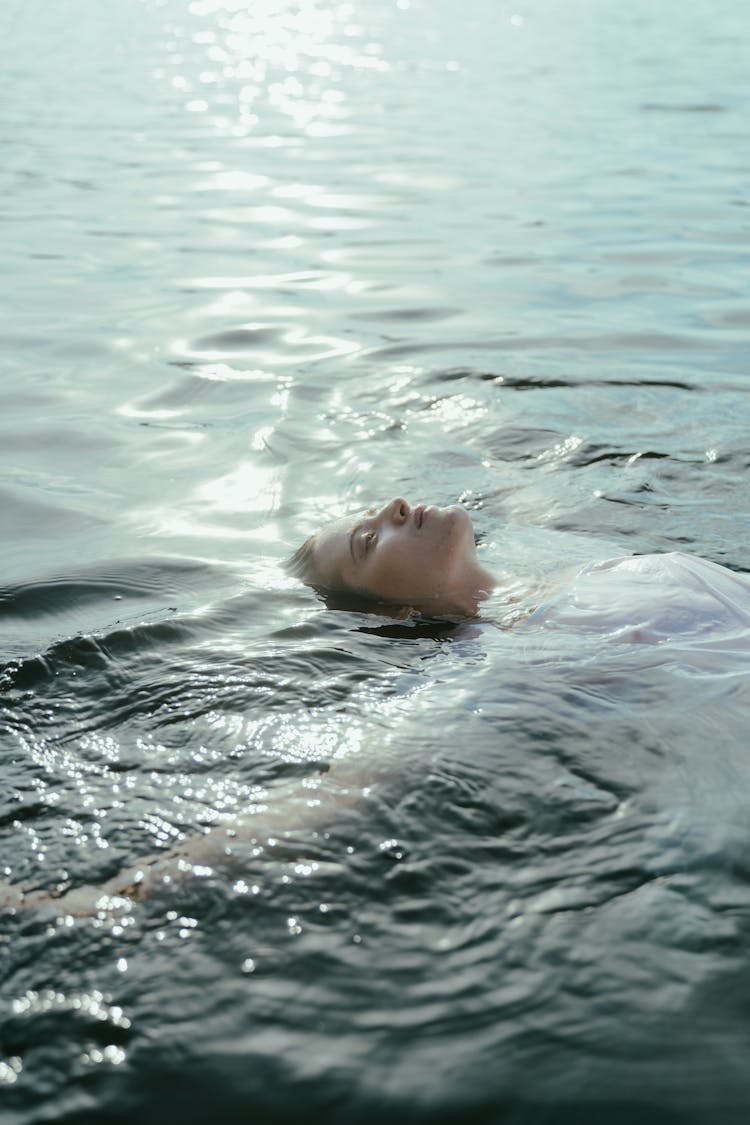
left=5, top=0, right=750, bottom=1120
left=172, top=0, right=386, bottom=143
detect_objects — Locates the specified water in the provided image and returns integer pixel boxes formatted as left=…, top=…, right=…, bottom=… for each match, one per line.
left=2, top=0, right=750, bottom=1121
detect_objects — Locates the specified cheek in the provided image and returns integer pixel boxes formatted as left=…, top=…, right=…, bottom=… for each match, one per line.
left=368, top=522, right=466, bottom=596
left=369, top=541, right=424, bottom=592
left=395, top=540, right=448, bottom=590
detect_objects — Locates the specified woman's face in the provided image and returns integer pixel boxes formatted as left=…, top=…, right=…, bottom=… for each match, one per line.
left=309, top=497, right=490, bottom=615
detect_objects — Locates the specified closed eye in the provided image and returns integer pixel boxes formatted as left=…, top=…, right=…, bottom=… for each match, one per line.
left=350, top=524, right=377, bottom=562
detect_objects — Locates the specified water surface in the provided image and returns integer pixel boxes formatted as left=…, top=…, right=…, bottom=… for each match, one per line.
left=2, top=1, right=750, bottom=1122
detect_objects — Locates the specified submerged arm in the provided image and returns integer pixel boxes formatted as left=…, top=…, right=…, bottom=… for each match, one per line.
left=0, top=760, right=372, bottom=917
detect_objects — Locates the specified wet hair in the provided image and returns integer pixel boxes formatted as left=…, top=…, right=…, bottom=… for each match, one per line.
left=285, top=534, right=318, bottom=585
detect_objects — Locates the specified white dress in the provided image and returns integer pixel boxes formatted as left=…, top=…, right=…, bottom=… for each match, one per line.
left=527, top=552, right=750, bottom=650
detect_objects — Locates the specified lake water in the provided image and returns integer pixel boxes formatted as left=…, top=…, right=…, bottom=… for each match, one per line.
left=2, top=1, right=750, bottom=1122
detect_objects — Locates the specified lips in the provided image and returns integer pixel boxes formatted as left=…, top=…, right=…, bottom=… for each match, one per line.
left=414, top=504, right=426, bottom=528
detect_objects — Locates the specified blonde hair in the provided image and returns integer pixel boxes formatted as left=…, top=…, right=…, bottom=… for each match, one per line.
left=284, top=534, right=319, bottom=585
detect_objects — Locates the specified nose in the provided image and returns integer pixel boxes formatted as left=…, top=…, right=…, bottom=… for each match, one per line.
left=386, top=497, right=410, bottom=524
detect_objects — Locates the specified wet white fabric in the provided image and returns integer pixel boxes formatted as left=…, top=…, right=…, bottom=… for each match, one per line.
left=527, top=553, right=750, bottom=649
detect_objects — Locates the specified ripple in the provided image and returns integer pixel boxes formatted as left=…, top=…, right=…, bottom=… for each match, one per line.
left=351, top=306, right=461, bottom=323
left=426, top=368, right=700, bottom=392
left=366, top=331, right=712, bottom=361
left=641, top=101, right=727, bottom=113
left=700, top=307, right=750, bottom=328
left=192, top=326, right=283, bottom=351
left=0, top=559, right=215, bottom=622
left=180, top=268, right=357, bottom=292
left=179, top=323, right=360, bottom=364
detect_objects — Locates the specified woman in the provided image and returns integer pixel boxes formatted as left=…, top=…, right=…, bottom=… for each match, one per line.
left=286, top=497, right=497, bottom=618
left=287, top=496, right=750, bottom=646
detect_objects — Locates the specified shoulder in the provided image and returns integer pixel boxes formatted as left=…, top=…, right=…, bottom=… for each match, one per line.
left=524, top=551, right=750, bottom=642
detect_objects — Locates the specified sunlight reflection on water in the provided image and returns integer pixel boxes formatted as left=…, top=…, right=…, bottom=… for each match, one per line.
left=3, top=0, right=750, bottom=1122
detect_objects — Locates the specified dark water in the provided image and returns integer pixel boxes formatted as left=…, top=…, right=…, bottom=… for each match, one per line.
left=2, top=1, right=750, bottom=1121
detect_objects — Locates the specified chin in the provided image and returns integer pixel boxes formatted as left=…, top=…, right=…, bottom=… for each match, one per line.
left=435, top=503, right=470, bottom=526
left=443, top=504, right=477, bottom=547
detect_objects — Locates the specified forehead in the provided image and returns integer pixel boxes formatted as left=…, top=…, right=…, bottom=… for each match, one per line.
left=313, top=515, right=357, bottom=588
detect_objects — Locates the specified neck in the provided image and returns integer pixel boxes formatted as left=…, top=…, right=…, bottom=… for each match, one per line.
left=464, top=562, right=498, bottom=614
left=433, top=561, right=498, bottom=618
